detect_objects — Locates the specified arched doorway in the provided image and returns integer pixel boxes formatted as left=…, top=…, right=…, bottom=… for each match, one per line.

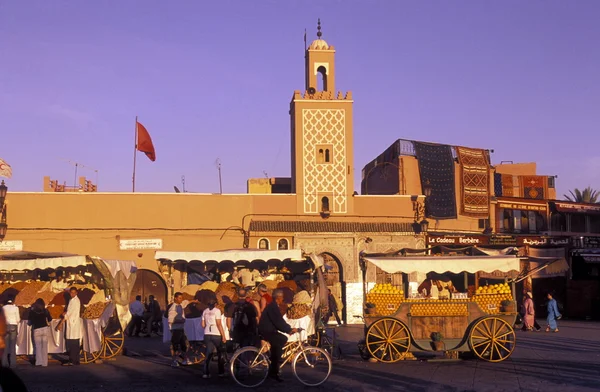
left=130, top=269, right=168, bottom=310
left=320, top=252, right=346, bottom=324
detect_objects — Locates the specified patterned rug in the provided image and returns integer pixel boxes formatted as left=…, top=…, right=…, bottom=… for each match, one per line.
left=456, top=147, right=490, bottom=217
left=519, top=175, right=548, bottom=199
left=501, top=174, right=514, bottom=197
left=413, top=142, right=457, bottom=219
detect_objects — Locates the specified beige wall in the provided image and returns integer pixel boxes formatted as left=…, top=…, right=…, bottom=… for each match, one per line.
left=495, top=163, right=537, bottom=176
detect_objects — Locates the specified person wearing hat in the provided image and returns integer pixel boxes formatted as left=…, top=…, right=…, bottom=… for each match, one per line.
left=1, top=295, right=20, bottom=368
left=521, top=291, right=535, bottom=331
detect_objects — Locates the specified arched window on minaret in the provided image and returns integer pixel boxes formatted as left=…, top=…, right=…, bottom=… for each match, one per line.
left=318, top=149, right=324, bottom=163
left=317, top=66, right=328, bottom=92
left=325, top=149, right=331, bottom=163
left=321, top=196, right=330, bottom=212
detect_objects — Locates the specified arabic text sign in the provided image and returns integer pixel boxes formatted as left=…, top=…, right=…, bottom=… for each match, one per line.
left=0, top=240, right=23, bottom=252
left=119, top=239, right=163, bottom=251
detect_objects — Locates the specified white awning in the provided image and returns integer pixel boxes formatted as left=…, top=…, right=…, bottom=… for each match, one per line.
left=0, top=255, right=88, bottom=271
left=362, top=255, right=521, bottom=275
left=155, top=249, right=304, bottom=263
left=529, top=258, right=569, bottom=278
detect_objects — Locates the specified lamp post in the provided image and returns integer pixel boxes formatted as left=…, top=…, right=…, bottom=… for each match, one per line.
left=0, top=180, right=7, bottom=241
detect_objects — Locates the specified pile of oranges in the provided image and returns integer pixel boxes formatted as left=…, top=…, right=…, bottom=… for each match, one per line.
left=366, top=283, right=404, bottom=316
left=410, top=302, right=469, bottom=317
left=473, top=283, right=514, bottom=314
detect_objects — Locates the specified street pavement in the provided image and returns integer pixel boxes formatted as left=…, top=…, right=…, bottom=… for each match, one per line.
left=12, top=319, right=600, bottom=392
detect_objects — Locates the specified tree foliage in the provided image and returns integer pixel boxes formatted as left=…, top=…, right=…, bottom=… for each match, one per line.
left=564, top=187, right=599, bottom=203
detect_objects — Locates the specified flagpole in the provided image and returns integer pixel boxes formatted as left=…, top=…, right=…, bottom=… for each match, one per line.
left=132, top=116, right=138, bottom=192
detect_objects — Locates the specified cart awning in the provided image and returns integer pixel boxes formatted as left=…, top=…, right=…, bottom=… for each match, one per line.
left=0, top=252, right=88, bottom=271
left=155, top=249, right=304, bottom=264
left=362, top=255, right=521, bottom=275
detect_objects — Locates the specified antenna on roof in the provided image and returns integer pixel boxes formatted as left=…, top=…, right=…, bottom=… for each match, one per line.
left=181, top=175, right=186, bottom=193
left=215, top=158, right=223, bottom=194
left=263, top=171, right=269, bottom=178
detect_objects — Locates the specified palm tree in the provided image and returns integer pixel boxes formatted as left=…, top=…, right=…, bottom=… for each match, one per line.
left=564, top=187, right=599, bottom=203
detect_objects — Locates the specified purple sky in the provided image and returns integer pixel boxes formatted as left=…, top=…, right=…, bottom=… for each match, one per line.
left=1, top=1, right=599, bottom=197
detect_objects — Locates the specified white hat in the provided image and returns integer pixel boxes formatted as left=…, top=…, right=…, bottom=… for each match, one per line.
left=527, top=291, right=533, bottom=298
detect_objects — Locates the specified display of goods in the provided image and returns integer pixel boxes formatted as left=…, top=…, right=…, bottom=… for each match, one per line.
left=297, top=279, right=311, bottom=292
left=195, top=289, right=217, bottom=305
left=88, top=290, right=106, bottom=305
left=277, top=280, right=298, bottom=293
left=366, top=283, right=404, bottom=316
left=49, top=292, right=67, bottom=307
left=182, top=284, right=203, bottom=296
left=473, top=283, right=513, bottom=314
left=14, top=281, right=46, bottom=306
left=410, top=302, right=469, bottom=317
left=215, top=282, right=236, bottom=294
left=286, top=303, right=312, bottom=320
left=0, top=283, right=12, bottom=295
left=10, top=282, right=28, bottom=291
left=77, top=288, right=96, bottom=306
left=198, top=281, right=219, bottom=292
left=36, top=291, right=58, bottom=306
left=49, top=305, right=64, bottom=319
left=83, top=301, right=108, bottom=319
left=215, top=283, right=237, bottom=307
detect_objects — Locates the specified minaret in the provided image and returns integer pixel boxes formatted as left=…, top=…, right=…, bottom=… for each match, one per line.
left=290, top=20, right=355, bottom=215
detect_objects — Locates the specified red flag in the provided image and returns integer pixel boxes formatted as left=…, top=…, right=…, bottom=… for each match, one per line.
left=136, top=121, right=156, bottom=162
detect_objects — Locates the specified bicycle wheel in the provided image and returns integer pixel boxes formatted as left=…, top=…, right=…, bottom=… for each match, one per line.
left=229, top=346, right=270, bottom=388
left=292, top=346, right=332, bottom=387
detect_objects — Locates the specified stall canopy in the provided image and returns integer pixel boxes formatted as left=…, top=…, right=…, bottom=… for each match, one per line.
left=155, top=249, right=303, bottom=264
left=362, top=254, right=521, bottom=275
left=0, top=251, right=88, bottom=271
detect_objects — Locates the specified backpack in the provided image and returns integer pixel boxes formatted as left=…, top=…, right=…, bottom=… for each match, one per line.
left=230, top=303, right=251, bottom=341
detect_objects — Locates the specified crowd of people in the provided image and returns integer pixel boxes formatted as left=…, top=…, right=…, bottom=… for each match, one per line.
left=164, top=286, right=299, bottom=382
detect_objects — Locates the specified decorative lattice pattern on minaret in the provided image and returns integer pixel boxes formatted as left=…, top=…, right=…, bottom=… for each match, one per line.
left=302, top=109, right=347, bottom=214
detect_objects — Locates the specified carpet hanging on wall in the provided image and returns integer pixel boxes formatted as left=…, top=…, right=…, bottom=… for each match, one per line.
left=501, top=174, right=514, bottom=197
left=413, top=142, right=457, bottom=219
left=456, top=147, right=490, bottom=217
left=494, top=173, right=503, bottom=196
left=519, top=175, right=548, bottom=200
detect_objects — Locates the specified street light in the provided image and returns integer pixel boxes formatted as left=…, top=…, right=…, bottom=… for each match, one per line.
left=0, top=180, right=7, bottom=241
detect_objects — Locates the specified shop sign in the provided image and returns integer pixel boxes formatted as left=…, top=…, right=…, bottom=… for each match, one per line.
left=498, top=201, right=547, bottom=212
left=119, top=239, right=163, bottom=250
left=427, top=234, right=488, bottom=245
left=554, top=202, right=600, bottom=215
left=0, top=240, right=23, bottom=252
left=519, top=237, right=570, bottom=246
left=583, top=237, right=600, bottom=248
left=489, top=235, right=517, bottom=246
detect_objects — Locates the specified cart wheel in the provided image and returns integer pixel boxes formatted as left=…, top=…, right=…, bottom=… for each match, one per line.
left=469, top=317, right=516, bottom=362
left=365, top=317, right=411, bottom=363
left=80, top=346, right=102, bottom=364
left=100, top=318, right=125, bottom=359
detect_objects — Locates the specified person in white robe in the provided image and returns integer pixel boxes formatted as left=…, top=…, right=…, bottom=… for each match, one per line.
left=62, top=287, right=82, bottom=366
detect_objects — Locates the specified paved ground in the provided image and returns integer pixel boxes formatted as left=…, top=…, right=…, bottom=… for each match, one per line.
left=11, top=319, right=600, bottom=392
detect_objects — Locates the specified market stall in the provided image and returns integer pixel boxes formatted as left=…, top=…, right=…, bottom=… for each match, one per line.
left=0, top=251, right=136, bottom=364
left=359, top=252, right=521, bottom=363
left=156, top=249, right=326, bottom=361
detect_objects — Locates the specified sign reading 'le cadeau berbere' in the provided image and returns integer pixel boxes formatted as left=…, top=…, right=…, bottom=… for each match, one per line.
left=119, top=239, right=163, bottom=250
left=427, top=234, right=488, bottom=245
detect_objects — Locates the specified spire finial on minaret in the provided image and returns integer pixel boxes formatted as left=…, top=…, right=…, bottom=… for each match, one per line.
left=317, top=18, right=322, bottom=39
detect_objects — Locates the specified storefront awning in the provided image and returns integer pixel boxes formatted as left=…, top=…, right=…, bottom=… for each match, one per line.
left=361, top=255, right=521, bottom=275
left=0, top=252, right=88, bottom=271
left=155, top=249, right=304, bottom=264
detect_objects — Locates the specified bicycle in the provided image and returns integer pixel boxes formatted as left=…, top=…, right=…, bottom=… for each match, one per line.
left=229, top=328, right=332, bottom=388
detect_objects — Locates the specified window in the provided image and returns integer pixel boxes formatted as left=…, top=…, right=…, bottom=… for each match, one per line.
left=570, top=214, right=586, bottom=233
left=551, top=213, right=567, bottom=232
left=321, top=196, right=330, bottom=213
left=590, top=215, right=600, bottom=234
left=478, top=219, right=489, bottom=229
left=316, top=145, right=333, bottom=164
left=258, top=238, right=270, bottom=250
left=497, top=208, right=547, bottom=234
left=277, top=239, right=289, bottom=250
left=548, top=176, right=555, bottom=189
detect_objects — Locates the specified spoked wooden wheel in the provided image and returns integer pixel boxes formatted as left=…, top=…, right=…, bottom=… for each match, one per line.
left=100, top=318, right=125, bottom=359
left=469, top=317, right=516, bottom=362
left=365, top=317, right=411, bottom=363
left=80, top=347, right=102, bottom=364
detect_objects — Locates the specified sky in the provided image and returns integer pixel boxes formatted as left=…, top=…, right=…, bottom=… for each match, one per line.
left=1, top=1, right=599, bottom=197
